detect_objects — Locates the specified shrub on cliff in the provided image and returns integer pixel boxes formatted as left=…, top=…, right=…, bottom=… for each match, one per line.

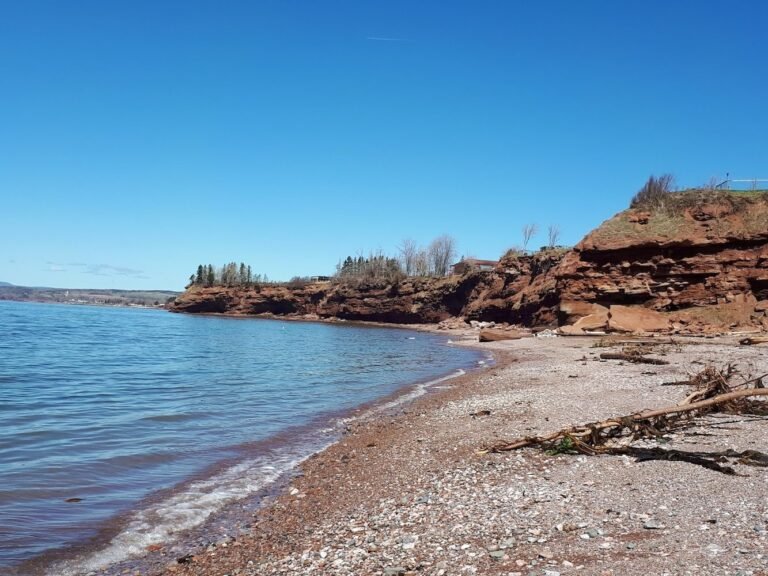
left=630, top=174, right=675, bottom=211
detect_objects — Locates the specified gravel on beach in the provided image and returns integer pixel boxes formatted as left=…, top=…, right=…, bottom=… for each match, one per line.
left=123, top=335, right=768, bottom=576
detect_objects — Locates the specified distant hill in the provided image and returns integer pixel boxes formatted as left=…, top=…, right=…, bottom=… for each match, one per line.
left=0, top=285, right=180, bottom=308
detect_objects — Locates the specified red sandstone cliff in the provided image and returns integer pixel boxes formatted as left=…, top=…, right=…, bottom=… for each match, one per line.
left=170, top=191, right=768, bottom=335
left=554, top=191, right=768, bottom=334
left=170, top=251, right=564, bottom=326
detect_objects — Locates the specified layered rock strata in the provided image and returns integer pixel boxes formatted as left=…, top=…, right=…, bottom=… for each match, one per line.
left=171, top=191, right=768, bottom=335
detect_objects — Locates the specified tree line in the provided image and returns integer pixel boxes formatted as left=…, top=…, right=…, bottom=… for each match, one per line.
left=335, top=234, right=458, bottom=282
left=186, top=227, right=570, bottom=289
left=187, top=263, right=269, bottom=287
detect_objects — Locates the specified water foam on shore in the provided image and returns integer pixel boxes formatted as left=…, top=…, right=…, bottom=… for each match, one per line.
left=46, top=366, right=481, bottom=576
left=46, top=447, right=321, bottom=576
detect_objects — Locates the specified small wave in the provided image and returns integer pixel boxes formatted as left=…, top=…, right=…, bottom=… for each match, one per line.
left=46, top=448, right=323, bottom=576
left=138, top=413, right=199, bottom=423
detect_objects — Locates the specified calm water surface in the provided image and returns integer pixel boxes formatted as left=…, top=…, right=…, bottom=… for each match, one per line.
left=0, top=301, right=482, bottom=574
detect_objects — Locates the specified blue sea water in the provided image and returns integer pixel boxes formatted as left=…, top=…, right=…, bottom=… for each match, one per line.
left=0, top=301, right=482, bottom=575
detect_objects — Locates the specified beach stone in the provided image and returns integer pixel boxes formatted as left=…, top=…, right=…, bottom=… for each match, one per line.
left=479, top=328, right=524, bottom=342
left=384, top=567, right=406, bottom=576
left=489, top=550, right=505, bottom=560
left=558, top=325, right=585, bottom=336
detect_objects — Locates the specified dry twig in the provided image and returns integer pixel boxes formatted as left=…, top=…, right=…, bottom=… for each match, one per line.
left=489, top=366, right=768, bottom=474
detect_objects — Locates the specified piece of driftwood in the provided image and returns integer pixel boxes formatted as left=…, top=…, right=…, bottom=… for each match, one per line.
left=740, top=337, right=768, bottom=346
left=599, top=446, right=768, bottom=475
left=490, top=387, right=768, bottom=453
left=489, top=365, right=768, bottom=475
left=599, top=352, right=669, bottom=365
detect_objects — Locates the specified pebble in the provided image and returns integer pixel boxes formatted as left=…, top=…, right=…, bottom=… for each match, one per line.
left=130, top=339, right=768, bottom=576
left=489, top=550, right=506, bottom=560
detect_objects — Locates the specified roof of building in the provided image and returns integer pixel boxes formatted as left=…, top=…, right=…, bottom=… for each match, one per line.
left=452, top=258, right=499, bottom=267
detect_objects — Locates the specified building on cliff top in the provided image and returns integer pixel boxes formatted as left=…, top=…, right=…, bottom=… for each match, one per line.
left=450, top=258, right=498, bottom=275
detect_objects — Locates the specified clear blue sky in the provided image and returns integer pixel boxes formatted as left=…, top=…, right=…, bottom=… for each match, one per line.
left=2, top=1, right=766, bottom=290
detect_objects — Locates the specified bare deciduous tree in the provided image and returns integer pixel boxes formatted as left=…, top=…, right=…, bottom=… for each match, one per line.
left=413, top=249, right=430, bottom=277
left=547, top=225, right=560, bottom=248
left=702, top=176, right=720, bottom=192
left=522, top=223, right=538, bottom=251
left=427, top=234, right=457, bottom=276
left=398, top=238, right=418, bottom=276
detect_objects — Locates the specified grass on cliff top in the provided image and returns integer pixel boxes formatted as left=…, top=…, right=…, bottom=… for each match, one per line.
left=589, top=189, right=768, bottom=247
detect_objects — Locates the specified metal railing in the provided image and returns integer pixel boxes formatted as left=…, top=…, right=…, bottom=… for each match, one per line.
left=715, top=178, right=768, bottom=191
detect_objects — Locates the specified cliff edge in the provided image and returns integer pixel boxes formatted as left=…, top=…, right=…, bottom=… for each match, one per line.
left=170, top=190, right=768, bottom=335
left=556, top=190, right=768, bottom=334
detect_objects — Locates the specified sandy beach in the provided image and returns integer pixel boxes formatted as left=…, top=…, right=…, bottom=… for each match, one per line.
left=93, top=330, right=765, bottom=576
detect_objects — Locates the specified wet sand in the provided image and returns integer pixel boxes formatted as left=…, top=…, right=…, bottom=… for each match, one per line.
left=88, top=331, right=768, bottom=575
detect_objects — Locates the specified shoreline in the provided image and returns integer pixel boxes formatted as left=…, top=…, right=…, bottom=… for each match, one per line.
left=145, top=334, right=767, bottom=576
left=18, top=324, right=488, bottom=576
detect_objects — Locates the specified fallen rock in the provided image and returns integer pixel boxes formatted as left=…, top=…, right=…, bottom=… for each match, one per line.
left=479, top=328, right=524, bottom=342
left=558, top=325, right=585, bottom=336
left=608, top=305, right=670, bottom=333
left=572, top=309, right=609, bottom=331
left=559, top=301, right=608, bottom=324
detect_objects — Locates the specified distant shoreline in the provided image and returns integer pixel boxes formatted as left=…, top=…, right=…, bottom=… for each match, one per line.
left=0, top=298, right=168, bottom=310
left=0, top=285, right=179, bottom=309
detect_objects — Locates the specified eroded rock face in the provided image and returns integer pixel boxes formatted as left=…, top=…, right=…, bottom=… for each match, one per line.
left=555, top=192, right=768, bottom=334
left=170, top=252, right=568, bottom=327
left=172, top=274, right=488, bottom=324
left=171, top=192, right=768, bottom=334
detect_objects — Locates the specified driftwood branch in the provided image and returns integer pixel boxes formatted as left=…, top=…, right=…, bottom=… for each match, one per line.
left=493, top=389, right=768, bottom=452
left=599, top=352, right=669, bottom=365
left=489, top=365, right=768, bottom=474
left=740, top=337, right=768, bottom=346
left=606, top=447, right=768, bottom=475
